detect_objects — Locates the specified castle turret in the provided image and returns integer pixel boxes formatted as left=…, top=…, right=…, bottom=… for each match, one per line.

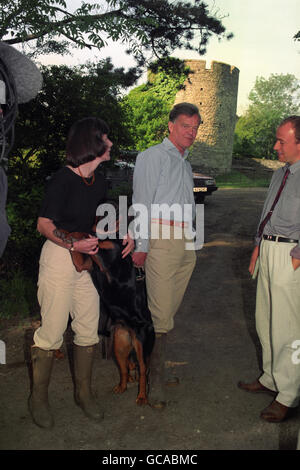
left=174, top=60, right=239, bottom=174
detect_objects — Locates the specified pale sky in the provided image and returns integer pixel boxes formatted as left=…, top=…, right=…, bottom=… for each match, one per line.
left=40, top=0, right=300, bottom=114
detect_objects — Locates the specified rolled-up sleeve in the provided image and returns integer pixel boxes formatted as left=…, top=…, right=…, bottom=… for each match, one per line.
left=132, top=150, right=162, bottom=252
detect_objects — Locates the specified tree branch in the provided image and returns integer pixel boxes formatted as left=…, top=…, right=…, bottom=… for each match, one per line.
left=3, top=9, right=129, bottom=46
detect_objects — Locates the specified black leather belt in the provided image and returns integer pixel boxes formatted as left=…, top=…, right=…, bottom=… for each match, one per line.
left=263, top=234, right=298, bottom=243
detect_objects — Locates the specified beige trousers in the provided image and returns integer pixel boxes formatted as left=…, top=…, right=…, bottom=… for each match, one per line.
left=145, top=224, right=196, bottom=333
left=34, top=240, right=100, bottom=350
left=256, top=238, right=300, bottom=407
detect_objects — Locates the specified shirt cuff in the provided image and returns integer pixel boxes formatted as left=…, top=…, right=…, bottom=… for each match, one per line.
left=135, top=238, right=149, bottom=253
left=254, top=235, right=261, bottom=246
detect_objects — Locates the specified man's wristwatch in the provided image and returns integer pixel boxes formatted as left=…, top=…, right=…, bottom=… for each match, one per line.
left=69, top=240, right=75, bottom=252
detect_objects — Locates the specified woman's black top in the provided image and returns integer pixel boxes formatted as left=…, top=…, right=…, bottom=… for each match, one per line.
left=39, top=166, right=107, bottom=233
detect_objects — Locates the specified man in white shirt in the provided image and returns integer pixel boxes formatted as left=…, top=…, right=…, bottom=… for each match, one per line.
left=132, top=102, right=201, bottom=408
left=239, top=116, right=300, bottom=422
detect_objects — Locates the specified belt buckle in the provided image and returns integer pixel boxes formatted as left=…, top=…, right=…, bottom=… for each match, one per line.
left=266, top=235, right=273, bottom=240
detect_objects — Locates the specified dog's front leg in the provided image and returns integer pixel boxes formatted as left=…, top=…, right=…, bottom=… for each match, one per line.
left=113, top=326, right=132, bottom=394
left=132, top=335, right=148, bottom=406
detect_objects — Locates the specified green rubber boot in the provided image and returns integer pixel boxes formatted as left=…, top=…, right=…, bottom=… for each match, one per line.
left=28, top=347, right=54, bottom=428
left=73, top=344, right=104, bottom=422
left=148, top=333, right=167, bottom=409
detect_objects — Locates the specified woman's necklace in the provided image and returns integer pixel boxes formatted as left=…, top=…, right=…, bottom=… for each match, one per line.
left=77, top=166, right=95, bottom=186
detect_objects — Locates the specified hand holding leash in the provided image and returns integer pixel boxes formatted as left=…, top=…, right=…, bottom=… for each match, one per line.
left=73, top=235, right=99, bottom=255
left=132, top=252, right=147, bottom=267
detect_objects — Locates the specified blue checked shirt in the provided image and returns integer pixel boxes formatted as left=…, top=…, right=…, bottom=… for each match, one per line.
left=132, top=138, right=195, bottom=252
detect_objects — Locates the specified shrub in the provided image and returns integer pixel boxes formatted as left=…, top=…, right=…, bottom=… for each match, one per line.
left=0, top=269, right=38, bottom=319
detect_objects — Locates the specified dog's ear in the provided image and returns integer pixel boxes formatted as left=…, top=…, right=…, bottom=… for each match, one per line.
left=91, top=251, right=112, bottom=283
left=69, top=231, right=90, bottom=241
left=98, top=240, right=115, bottom=250
left=71, top=252, right=93, bottom=272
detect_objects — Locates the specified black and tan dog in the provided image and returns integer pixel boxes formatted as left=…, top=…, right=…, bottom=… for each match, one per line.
left=54, top=228, right=155, bottom=405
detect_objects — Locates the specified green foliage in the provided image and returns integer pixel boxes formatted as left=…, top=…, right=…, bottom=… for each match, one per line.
left=234, top=73, right=300, bottom=159
left=234, top=108, right=284, bottom=159
left=11, top=59, right=136, bottom=179
left=216, top=170, right=271, bottom=188
left=3, top=181, right=44, bottom=278
left=248, top=74, right=300, bottom=114
left=0, top=269, right=38, bottom=319
left=123, top=58, right=190, bottom=151
left=1, top=0, right=231, bottom=65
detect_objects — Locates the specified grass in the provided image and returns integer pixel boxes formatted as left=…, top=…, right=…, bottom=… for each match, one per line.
left=216, top=169, right=271, bottom=189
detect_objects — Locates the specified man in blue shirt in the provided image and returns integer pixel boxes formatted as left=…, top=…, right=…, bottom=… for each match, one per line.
left=132, top=102, right=201, bottom=408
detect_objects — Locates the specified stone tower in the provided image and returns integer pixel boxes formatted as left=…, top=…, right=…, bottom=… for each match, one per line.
left=174, top=60, right=239, bottom=174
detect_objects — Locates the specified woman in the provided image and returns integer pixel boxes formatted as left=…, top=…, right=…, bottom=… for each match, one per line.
left=29, top=117, right=133, bottom=428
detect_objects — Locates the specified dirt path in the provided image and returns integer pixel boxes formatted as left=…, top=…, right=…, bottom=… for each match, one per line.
left=1, top=188, right=300, bottom=452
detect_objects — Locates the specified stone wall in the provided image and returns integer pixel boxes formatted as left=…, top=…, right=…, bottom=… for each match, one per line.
left=174, top=60, right=239, bottom=174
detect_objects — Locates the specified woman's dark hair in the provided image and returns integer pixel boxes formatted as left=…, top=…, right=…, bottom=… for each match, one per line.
left=66, top=117, right=110, bottom=167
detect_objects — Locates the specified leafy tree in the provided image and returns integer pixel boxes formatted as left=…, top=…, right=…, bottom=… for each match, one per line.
left=123, top=57, right=190, bottom=151
left=11, top=58, right=136, bottom=178
left=1, top=0, right=232, bottom=65
left=234, top=73, right=300, bottom=159
left=248, top=74, right=300, bottom=114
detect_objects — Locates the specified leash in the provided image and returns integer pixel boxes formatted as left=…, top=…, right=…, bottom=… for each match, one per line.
left=54, top=228, right=143, bottom=285
left=134, top=266, right=145, bottom=282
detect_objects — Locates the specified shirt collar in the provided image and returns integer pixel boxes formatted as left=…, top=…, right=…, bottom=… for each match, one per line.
left=285, top=160, right=300, bottom=174
left=162, top=137, right=190, bottom=160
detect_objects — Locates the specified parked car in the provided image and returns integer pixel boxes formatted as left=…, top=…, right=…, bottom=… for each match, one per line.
left=106, top=161, right=218, bottom=204
left=193, top=171, right=218, bottom=203
left=114, top=160, right=135, bottom=169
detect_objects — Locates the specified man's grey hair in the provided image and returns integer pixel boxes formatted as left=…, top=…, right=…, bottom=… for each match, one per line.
left=169, top=102, right=201, bottom=123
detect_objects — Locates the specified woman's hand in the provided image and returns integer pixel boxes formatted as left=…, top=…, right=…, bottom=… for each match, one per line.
left=37, top=217, right=99, bottom=254
left=121, top=232, right=135, bottom=258
left=73, top=235, right=99, bottom=255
